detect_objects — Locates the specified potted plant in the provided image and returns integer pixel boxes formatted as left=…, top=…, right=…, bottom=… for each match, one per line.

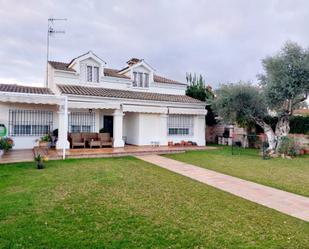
left=37, top=134, right=52, bottom=148
left=0, top=137, right=14, bottom=157
left=34, top=154, right=48, bottom=169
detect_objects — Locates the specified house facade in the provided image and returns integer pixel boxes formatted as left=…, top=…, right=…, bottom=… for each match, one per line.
left=0, top=51, right=207, bottom=150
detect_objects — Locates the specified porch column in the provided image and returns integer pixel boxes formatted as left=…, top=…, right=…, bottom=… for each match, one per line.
left=56, top=103, right=70, bottom=150
left=159, top=114, right=168, bottom=146
left=113, top=109, right=124, bottom=147
left=194, top=115, right=206, bottom=146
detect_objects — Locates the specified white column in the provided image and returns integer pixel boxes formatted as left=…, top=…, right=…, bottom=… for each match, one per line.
left=94, top=110, right=100, bottom=132
left=159, top=114, right=168, bottom=146
left=194, top=115, right=206, bottom=146
left=56, top=103, right=70, bottom=151
left=113, top=109, right=124, bottom=147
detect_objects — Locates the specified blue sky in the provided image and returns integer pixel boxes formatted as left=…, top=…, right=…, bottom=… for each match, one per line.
left=0, top=0, right=308, bottom=87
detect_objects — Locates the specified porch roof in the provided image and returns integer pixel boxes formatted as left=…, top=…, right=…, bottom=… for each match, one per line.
left=0, top=83, right=53, bottom=95
left=57, top=84, right=203, bottom=104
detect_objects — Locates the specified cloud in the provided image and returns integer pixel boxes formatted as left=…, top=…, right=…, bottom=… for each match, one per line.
left=0, top=0, right=308, bottom=87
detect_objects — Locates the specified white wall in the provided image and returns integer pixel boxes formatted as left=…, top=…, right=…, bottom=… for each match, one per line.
left=0, top=102, right=58, bottom=149
left=123, top=112, right=140, bottom=145
left=122, top=113, right=206, bottom=146
left=166, top=115, right=205, bottom=146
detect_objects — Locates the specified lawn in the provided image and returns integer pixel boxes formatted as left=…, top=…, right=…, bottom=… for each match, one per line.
left=0, top=157, right=308, bottom=248
left=166, top=146, right=309, bottom=197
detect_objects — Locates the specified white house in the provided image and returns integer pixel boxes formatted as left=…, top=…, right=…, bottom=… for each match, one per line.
left=0, top=51, right=207, bottom=150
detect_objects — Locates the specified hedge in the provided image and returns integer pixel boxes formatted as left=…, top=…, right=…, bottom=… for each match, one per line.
left=255, top=116, right=309, bottom=135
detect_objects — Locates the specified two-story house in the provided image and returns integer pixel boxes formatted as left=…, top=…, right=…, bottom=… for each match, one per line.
left=0, top=51, right=206, bottom=151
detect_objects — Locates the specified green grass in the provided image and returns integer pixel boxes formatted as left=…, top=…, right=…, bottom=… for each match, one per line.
left=166, top=146, right=309, bottom=197
left=0, top=157, right=308, bottom=248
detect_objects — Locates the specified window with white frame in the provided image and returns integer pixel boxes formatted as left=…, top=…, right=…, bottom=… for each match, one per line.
left=86, top=65, right=100, bottom=83
left=167, top=115, right=194, bottom=136
left=93, top=66, right=99, bottom=83
left=8, top=109, right=53, bottom=136
left=132, top=71, right=150, bottom=88
left=87, top=66, right=92, bottom=82
left=68, top=112, right=95, bottom=133
left=133, top=72, right=138, bottom=87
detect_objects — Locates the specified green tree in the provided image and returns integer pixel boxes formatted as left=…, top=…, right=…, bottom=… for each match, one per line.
left=212, top=42, right=309, bottom=153
left=259, top=41, right=309, bottom=146
left=185, top=73, right=217, bottom=125
left=212, top=82, right=277, bottom=150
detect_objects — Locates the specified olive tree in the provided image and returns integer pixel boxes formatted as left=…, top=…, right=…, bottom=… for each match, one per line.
left=259, top=42, right=309, bottom=147
left=212, top=42, right=309, bottom=153
left=212, top=83, right=277, bottom=151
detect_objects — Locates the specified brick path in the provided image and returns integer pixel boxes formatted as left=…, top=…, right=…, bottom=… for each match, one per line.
left=136, top=155, right=309, bottom=222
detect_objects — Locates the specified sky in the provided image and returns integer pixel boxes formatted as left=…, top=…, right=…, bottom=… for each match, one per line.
left=0, top=0, right=308, bottom=88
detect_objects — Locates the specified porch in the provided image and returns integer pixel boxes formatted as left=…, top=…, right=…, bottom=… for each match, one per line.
left=0, top=145, right=214, bottom=164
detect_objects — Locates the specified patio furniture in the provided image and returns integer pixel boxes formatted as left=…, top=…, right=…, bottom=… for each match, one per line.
left=99, top=133, right=113, bottom=147
left=88, top=134, right=101, bottom=148
left=71, top=133, right=86, bottom=148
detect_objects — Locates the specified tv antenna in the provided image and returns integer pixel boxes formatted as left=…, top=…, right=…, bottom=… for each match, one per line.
left=46, top=18, right=67, bottom=87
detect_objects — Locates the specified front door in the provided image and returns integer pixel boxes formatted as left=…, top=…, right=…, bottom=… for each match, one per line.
left=103, top=116, right=113, bottom=137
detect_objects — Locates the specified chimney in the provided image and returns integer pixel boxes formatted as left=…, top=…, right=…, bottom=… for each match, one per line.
left=126, top=58, right=141, bottom=66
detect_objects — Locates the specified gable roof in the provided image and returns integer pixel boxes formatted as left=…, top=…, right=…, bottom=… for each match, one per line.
left=49, top=60, right=186, bottom=85
left=0, top=83, right=53, bottom=95
left=57, top=84, right=202, bottom=104
left=68, top=51, right=107, bottom=68
left=49, top=61, right=76, bottom=72
left=153, top=74, right=185, bottom=85
left=104, top=68, right=130, bottom=79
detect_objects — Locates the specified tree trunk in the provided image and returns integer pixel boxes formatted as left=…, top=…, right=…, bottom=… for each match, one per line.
left=255, top=119, right=277, bottom=153
left=275, top=115, right=290, bottom=152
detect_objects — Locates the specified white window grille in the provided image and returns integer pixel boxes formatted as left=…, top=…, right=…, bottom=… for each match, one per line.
left=167, top=115, right=194, bottom=136
left=87, top=66, right=93, bottom=82
left=9, top=109, right=53, bottom=136
left=69, top=112, right=95, bottom=133
left=93, top=66, right=99, bottom=83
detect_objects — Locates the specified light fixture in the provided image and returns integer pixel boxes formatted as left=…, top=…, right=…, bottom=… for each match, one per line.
left=89, top=109, right=93, bottom=114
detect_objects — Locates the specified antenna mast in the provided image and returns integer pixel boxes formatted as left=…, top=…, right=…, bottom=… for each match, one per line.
left=46, top=18, right=67, bottom=87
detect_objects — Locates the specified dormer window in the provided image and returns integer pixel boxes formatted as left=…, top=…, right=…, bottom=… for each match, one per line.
left=133, top=71, right=149, bottom=88
left=86, top=65, right=99, bottom=83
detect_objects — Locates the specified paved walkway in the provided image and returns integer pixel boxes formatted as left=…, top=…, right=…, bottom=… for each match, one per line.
left=136, top=155, right=309, bottom=222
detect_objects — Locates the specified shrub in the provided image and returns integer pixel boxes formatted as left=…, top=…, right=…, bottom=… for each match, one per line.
left=278, top=136, right=300, bottom=156
left=52, top=129, right=58, bottom=137
left=0, top=137, right=14, bottom=151
left=289, top=116, right=309, bottom=134
left=99, top=128, right=108, bottom=133
left=40, top=134, right=52, bottom=142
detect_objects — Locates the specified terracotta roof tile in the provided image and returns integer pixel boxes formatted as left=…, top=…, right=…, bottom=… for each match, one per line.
left=49, top=60, right=185, bottom=85
left=294, top=109, right=309, bottom=116
left=49, top=61, right=76, bottom=72
left=154, top=74, right=186, bottom=85
left=0, top=83, right=53, bottom=95
left=57, top=84, right=202, bottom=104
left=104, top=68, right=130, bottom=79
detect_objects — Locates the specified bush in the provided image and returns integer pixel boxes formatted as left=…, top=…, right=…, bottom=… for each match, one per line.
left=52, top=129, right=58, bottom=137
left=0, top=137, right=14, bottom=151
left=289, top=116, right=309, bottom=134
left=278, top=136, right=300, bottom=156
left=40, top=134, right=52, bottom=142
left=99, top=128, right=108, bottom=133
